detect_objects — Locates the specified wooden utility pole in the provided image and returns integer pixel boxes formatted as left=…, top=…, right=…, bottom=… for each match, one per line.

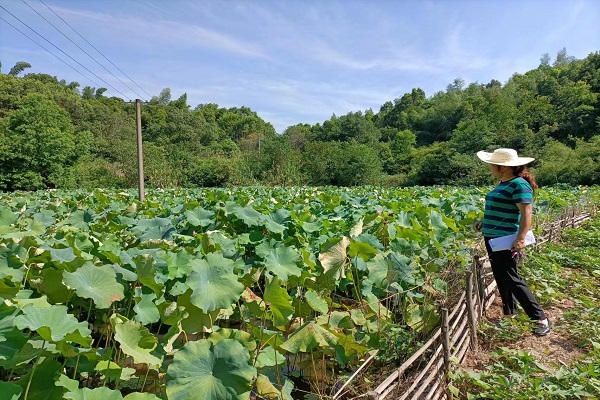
left=135, top=99, right=145, bottom=201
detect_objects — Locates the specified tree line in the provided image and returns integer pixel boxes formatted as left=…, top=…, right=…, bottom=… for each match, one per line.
left=0, top=48, right=599, bottom=191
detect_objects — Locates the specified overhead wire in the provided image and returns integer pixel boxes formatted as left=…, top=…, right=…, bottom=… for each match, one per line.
left=21, top=0, right=147, bottom=101
left=0, top=3, right=132, bottom=101
left=38, top=0, right=153, bottom=100
left=0, top=14, right=108, bottom=92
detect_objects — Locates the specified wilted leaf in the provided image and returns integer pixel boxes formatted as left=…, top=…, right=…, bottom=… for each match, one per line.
left=280, top=322, right=337, bottom=354
left=318, top=237, right=350, bottom=280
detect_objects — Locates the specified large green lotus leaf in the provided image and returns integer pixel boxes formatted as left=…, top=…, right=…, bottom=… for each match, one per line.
left=38, top=268, right=70, bottom=303
left=361, top=254, right=390, bottom=295
left=184, top=207, right=214, bottom=228
left=0, top=205, right=18, bottom=226
left=0, top=278, right=19, bottom=301
left=304, top=290, right=328, bottom=314
left=387, top=253, right=418, bottom=286
left=63, top=387, right=124, bottom=400
left=348, top=240, right=378, bottom=262
left=185, top=253, right=244, bottom=313
left=132, top=217, right=176, bottom=241
left=0, top=329, right=28, bottom=364
left=133, top=290, right=160, bottom=325
left=0, top=305, right=28, bottom=363
left=63, top=263, right=124, bottom=309
left=166, top=339, right=256, bottom=400
left=228, top=204, right=263, bottom=227
left=0, top=381, right=22, bottom=400
left=318, top=236, right=350, bottom=280
left=0, top=226, right=29, bottom=240
left=28, top=219, right=47, bottom=236
left=110, top=314, right=162, bottom=368
left=14, top=304, right=91, bottom=344
left=1, top=338, right=56, bottom=369
left=263, top=246, right=301, bottom=282
left=264, top=278, right=294, bottom=328
left=429, top=209, right=448, bottom=231
left=132, top=254, right=165, bottom=295
left=42, top=245, right=77, bottom=264
left=32, top=210, right=56, bottom=228
left=0, top=250, right=25, bottom=283
left=280, top=322, right=337, bottom=354
left=160, top=250, right=193, bottom=280
left=264, top=209, right=290, bottom=234
left=98, top=238, right=122, bottom=264
left=16, top=359, right=63, bottom=400
left=177, top=290, right=219, bottom=333
left=255, top=346, right=286, bottom=368
left=62, top=209, right=94, bottom=231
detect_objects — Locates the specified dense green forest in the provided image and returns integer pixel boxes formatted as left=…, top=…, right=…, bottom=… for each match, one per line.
left=1, top=49, right=599, bottom=191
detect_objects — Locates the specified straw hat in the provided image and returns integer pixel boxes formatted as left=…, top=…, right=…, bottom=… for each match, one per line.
left=476, top=148, right=534, bottom=166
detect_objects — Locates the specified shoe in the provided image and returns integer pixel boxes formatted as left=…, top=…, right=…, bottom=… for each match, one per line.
left=533, top=319, right=552, bottom=336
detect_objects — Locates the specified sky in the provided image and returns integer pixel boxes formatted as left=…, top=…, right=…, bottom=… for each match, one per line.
left=1, top=0, right=600, bottom=133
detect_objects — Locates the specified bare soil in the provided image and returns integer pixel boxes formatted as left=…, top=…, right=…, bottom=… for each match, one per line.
left=462, top=294, right=586, bottom=372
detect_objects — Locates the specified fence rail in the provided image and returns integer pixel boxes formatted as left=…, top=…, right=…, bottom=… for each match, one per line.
left=366, top=206, right=597, bottom=400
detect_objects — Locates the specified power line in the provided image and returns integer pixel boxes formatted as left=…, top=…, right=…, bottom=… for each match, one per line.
left=21, top=0, right=147, bottom=101
left=0, top=4, right=132, bottom=100
left=38, top=0, right=153, bottom=100
left=0, top=14, right=109, bottom=92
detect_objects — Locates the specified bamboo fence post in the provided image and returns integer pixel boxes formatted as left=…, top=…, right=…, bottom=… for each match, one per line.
left=471, top=257, right=481, bottom=319
left=441, top=308, right=451, bottom=400
left=475, top=258, right=485, bottom=318
left=465, top=271, right=479, bottom=351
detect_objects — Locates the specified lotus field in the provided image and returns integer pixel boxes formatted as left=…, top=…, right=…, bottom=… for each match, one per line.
left=0, top=186, right=597, bottom=399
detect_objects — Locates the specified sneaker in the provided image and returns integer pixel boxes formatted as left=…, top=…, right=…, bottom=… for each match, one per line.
left=533, top=319, right=552, bottom=336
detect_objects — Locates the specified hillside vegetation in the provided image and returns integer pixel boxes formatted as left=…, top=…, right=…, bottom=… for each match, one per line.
left=1, top=49, right=599, bottom=191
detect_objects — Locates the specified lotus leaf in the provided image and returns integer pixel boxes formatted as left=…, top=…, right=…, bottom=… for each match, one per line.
left=166, top=339, right=256, bottom=400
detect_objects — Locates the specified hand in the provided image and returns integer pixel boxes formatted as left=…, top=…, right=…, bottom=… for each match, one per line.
left=511, top=238, right=526, bottom=251
left=474, top=220, right=483, bottom=232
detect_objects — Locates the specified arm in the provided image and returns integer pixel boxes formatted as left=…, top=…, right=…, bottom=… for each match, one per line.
left=512, top=202, right=532, bottom=251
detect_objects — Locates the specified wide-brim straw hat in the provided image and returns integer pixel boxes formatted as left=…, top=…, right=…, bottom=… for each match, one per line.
left=476, top=148, right=535, bottom=166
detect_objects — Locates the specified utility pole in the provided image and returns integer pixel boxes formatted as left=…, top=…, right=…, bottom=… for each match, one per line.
left=135, top=99, right=145, bottom=201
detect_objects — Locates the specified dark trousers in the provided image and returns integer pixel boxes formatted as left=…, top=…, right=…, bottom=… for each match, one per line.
left=484, top=239, right=546, bottom=321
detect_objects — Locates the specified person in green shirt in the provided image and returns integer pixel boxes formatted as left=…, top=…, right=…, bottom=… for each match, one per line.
left=474, top=148, right=551, bottom=337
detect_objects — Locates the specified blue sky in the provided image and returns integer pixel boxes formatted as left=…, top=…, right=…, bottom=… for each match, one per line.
left=1, top=0, right=600, bottom=133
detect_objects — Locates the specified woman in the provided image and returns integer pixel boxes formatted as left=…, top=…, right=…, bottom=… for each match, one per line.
left=475, top=148, right=551, bottom=337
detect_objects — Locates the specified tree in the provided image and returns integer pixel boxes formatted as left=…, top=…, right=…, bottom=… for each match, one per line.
left=0, top=94, right=78, bottom=190
left=94, top=88, right=107, bottom=98
left=446, top=78, right=465, bottom=92
left=540, top=53, right=551, bottom=67
left=8, top=61, right=32, bottom=76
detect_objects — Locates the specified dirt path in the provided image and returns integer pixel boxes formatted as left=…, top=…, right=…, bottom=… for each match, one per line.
left=462, top=291, right=587, bottom=372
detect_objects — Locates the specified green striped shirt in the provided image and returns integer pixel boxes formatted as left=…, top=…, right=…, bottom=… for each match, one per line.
left=482, top=177, right=533, bottom=238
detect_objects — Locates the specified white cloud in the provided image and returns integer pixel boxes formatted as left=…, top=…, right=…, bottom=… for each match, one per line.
left=51, top=5, right=267, bottom=58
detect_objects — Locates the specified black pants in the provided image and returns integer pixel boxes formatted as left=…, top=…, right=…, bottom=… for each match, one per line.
left=484, top=238, right=546, bottom=321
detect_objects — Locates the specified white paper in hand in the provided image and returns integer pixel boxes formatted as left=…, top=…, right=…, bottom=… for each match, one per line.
left=488, top=230, right=536, bottom=252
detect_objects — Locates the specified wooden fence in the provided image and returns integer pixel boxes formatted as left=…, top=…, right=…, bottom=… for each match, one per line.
left=363, top=206, right=597, bottom=400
